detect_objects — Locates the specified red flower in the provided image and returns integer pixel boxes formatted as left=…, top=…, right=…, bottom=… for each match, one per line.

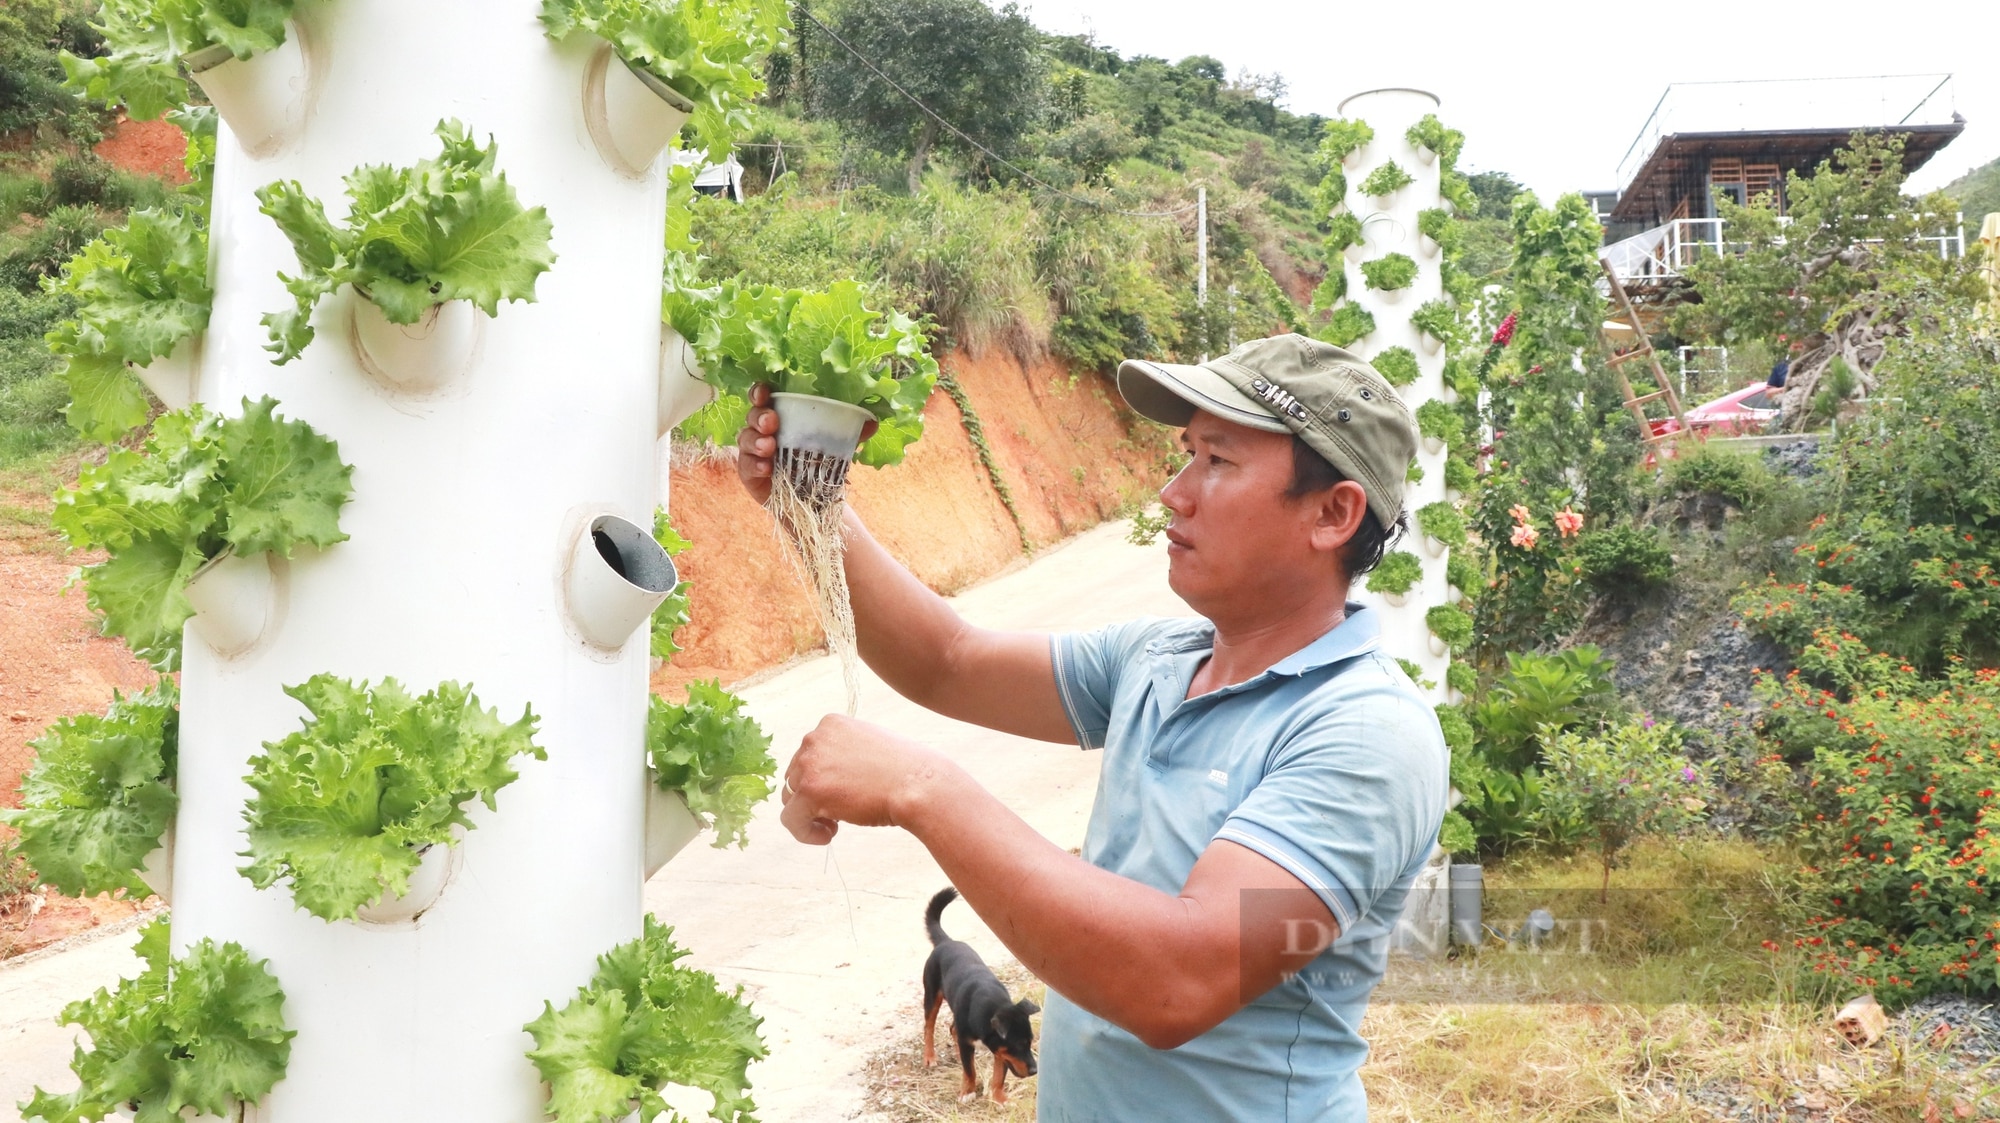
left=1491, top=311, right=1518, bottom=347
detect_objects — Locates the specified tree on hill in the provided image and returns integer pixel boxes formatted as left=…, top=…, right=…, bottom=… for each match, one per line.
left=0, top=0, right=101, bottom=140
left=1667, top=132, right=1984, bottom=429
left=1943, top=154, right=2000, bottom=230
left=809, top=0, right=1048, bottom=192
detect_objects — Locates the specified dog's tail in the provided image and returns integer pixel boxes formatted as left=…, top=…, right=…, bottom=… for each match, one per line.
left=925, top=887, right=959, bottom=946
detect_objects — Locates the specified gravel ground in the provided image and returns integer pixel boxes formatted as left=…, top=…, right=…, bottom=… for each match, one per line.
left=1903, top=993, right=2000, bottom=1067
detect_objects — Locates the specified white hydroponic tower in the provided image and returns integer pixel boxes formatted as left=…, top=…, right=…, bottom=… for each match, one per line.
left=166, top=1, right=709, bottom=1118
left=1335, top=87, right=1459, bottom=703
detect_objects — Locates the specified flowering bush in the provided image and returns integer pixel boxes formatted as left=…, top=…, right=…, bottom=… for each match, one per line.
left=1539, top=720, right=1711, bottom=900
left=1763, top=630, right=2000, bottom=1001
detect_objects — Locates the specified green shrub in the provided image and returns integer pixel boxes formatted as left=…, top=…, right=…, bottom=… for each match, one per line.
left=1416, top=207, right=1457, bottom=249
left=1659, top=442, right=1769, bottom=506
left=1471, top=645, right=1619, bottom=772
left=1574, top=525, right=1673, bottom=593
left=1445, top=660, right=1476, bottom=696
left=0, top=204, right=106, bottom=292
left=1417, top=500, right=1466, bottom=549
left=1445, top=551, right=1480, bottom=595
left=1539, top=720, right=1709, bottom=899
left=1438, top=809, right=1476, bottom=855
left=1443, top=456, right=1476, bottom=494
left=1405, top=114, right=1464, bottom=167
left=49, top=155, right=111, bottom=207
left=1359, top=252, right=1416, bottom=292
left=1371, top=345, right=1418, bottom=386
left=1366, top=550, right=1422, bottom=596
left=1318, top=302, right=1374, bottom=348
left=1766, top=631, right=2000, bottom=1002
left=1426, top=603, right=1473, bottom=652
left=1415, top=398, right=1460, bottom=447
left=1359, top=161, right=1413, bottom=197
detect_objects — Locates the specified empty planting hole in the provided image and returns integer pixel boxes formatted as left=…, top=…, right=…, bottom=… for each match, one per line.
left=588, top=515, right=675, bottom=594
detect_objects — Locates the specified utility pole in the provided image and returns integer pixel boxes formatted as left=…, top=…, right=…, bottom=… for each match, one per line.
left=1197, top=185, right=1208, bottom=362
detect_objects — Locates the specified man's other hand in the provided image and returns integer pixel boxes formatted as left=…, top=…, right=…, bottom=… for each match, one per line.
left=780, top=714, right=959, bottom=845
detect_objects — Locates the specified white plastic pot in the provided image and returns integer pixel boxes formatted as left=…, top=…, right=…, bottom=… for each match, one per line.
left=185, top=550, right=276, bottom=658
left=111, top=1105, right=245, bottom=1122
left=184, top=23, right=315, bottom=158
left=1423, top=535, right=1449, bottom=559
left=1419, top=332, right=1444, bottom=357
left=1380, top=589, right=1410, bottom=608
left=350, top=296, right=480, bottom=394
left=1370, top=284, right=1410, bottom=306
left=139, top=821, right=173, bottom=903
left=585, top=42, right=694, bottom=178
left=644, top=784, right=702, bottom=880
left=1414, top=145, right=1438, bottom=167
left=1423, top=434, right=1446, bottom=456
left=1427, top=632, right=1449, bottom=658
left=131, top=335, right=201, bottom=410
left=656, top=328, right=714, bottom=435
left=353, top=836, right=459, bottom=926
left=1418, top=233, right=1441, bottom=259
left=566, top=514, right=677, bottom=650
left=771, top=392, right=873, bottom=459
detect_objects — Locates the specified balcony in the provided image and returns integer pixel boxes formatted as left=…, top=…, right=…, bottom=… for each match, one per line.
left=1601, top=214, right=1966, bottom=289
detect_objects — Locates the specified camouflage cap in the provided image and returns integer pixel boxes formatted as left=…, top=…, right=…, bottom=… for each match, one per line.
left=1116, top=333, right=1416, bottom=528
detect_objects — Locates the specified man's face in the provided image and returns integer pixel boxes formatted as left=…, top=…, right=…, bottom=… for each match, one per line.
left=1158, top=411, right=1363, bottom=615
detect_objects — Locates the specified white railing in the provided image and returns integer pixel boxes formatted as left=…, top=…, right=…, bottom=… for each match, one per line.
left=1676, top=345, right=1731, bottom=399
left=1601, top=214, right=1966, bottom=285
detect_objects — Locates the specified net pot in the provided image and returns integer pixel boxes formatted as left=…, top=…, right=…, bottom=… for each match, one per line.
left=771, top=392, right=873, bottom=507
left=185, top=549, right=277, bottom=659
left=350, top=296, right=479, bottom=394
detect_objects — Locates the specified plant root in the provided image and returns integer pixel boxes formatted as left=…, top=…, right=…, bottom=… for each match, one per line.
left=767, top=448, right=860, bottom=715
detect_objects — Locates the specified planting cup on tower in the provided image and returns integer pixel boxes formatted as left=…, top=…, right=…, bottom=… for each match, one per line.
left=585, top=42, right=695, bottom=177
left=352, top=832, right=461, bottom=927
left=644, top=785, right=702, bottom=880
left=184, top=549, right=277, bottom=658
left=184, top=24, right=315, bottom=158
left=349, top=296, right=481, bottom=394
left=566, top=514, right=678, bottom=650
left=657, top=328, right=714, bottom=435
left=139, top=821, right=174, bottom=903
left=131, top=335, right=201, bottom=410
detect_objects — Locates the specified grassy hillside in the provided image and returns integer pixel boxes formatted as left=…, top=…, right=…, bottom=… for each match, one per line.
left=1943, top=153, right=2000, bottom=229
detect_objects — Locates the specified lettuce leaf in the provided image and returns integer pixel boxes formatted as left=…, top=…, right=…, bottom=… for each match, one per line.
left=257, top=119, right=556, bottom=363
left=238, top=676, right=545, bottom=921
left=539, top=0, right=789, bottom=163
left=60, top=0, right=297, bottom=121
left=43, top=207, right=212, bottom=443
left=52, top=399, right=353, bottom=671
left=650, top=510, right=693, bottom=660
left=687, top=279, right=939, bottom=468
left=646, top=681, right=773, bottom=850
left=0, top=682, right=178, bottom=900
left=525, top=916, right=764, bottom=1123
left=19, top=919, right=294, bottom=1123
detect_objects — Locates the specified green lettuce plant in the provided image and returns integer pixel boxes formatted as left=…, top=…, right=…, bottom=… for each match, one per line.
left=540, top=0, right=790, bottom=162
left=1445, top=661, right=1477, bottom=696
left=61, top=0, right=299, bottom=121
left=1, top=682, right=178, bottom=900
left=52, top=398, right=354, bottom=671
left=1360, top=253, right=1416, bottom=292
left=1370, top=345, right=1418, bottom=386
left=1405, top=114, right=1464, bottom=167
left=1409, top=297, right=1457, bottom=345
left=19, top=919, right=293, bottom=1123
left=681, top=278, right=940, bottom=467
left=258, top=120, right=557, bottom=364
left=1364, top=550, right=1422, bottom=596
left=43, top=208, right=212, bottom=442
left=525, top=916, right=764, bottom=1123
left=1417, top=500, right=1467, bottom=549
left=1324, top=211, right=1362, bottom=254
left=1415, top=398, right=1461, bottom=448
left=650, top=510, right=694, bottom=661
left=648, top=681, right=776, bottom=849
left=1426, top=603, right=1473, bottom=652
left=239, top=676, right=544, bottom=921
left=1445, top=550, right=1480, bottom=594
left=1318, top=303, right=1375, bottom=349
left=1316, top=117, right=1374, bottom=166
left=1358, top=162, right=1413, bottom=197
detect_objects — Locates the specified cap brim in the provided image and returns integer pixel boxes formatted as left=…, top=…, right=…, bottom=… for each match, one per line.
left=1116, top=359, right=1291, bottom=434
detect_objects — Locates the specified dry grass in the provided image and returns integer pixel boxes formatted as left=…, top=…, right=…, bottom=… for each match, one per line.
left=860, top=964, right=1045, bottom=1122
left=857, top=842, right=1999, bottom=1122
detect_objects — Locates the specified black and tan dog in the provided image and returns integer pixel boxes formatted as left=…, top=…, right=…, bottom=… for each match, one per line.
left=921, top=887, right=1039, bottom=1103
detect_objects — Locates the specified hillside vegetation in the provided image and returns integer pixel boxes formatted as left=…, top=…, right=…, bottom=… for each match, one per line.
left=1943, top=153, right=2000, bottom=227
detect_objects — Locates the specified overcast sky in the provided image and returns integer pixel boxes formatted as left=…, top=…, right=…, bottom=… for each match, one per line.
left=1023, top=0, right=2000, bottom=204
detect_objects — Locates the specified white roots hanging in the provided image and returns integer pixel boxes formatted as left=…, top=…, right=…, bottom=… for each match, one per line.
left=767, top=447, right=860, bottom=715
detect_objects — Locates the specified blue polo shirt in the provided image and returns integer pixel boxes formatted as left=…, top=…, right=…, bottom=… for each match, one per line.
left=1039, top=606, right=1448, bottom=1121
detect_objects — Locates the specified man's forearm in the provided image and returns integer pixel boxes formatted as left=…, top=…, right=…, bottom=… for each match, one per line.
left=895, top=765, right=1225, bottom=1049
left=840, top=510, right=967, bottom=707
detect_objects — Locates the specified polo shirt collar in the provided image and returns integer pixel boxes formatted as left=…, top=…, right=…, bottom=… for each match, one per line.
left=1147, top=602, right=1381, bottom=692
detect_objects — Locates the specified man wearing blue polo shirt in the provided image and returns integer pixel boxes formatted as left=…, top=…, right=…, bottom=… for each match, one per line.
left=740, top=333, right=1449, bottom=1120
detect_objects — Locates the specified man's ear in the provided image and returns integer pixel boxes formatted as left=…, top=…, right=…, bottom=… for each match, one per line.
left=1309, top=479, right=1369, bottom=558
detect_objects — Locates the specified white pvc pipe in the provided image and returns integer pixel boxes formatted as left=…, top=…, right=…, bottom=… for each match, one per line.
left=174, top=2, right=676, bottom=1116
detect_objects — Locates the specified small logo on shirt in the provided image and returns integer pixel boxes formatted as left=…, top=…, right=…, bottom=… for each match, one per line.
left=1207, top=768, right=1229, bottom=786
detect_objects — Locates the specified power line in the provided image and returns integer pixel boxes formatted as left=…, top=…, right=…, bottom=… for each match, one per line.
left=791, top=7, right=1197, bottom=220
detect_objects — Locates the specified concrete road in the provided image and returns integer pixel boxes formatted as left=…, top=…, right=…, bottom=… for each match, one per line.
left=0, top=519, right=1185, bottom=1122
